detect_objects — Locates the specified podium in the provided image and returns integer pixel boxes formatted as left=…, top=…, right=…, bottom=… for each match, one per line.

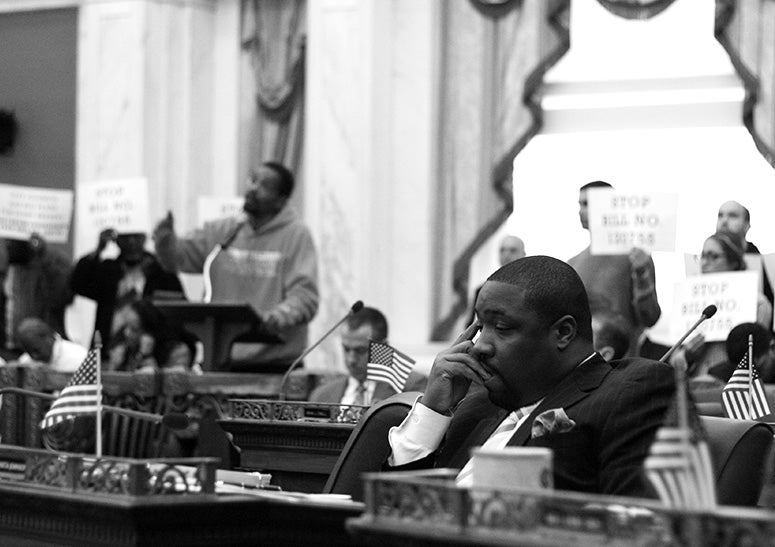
left=153, top=301, right=280, bottom=371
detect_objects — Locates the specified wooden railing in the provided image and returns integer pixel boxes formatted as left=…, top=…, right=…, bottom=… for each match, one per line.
left=0, top=363, right=294, bottom=462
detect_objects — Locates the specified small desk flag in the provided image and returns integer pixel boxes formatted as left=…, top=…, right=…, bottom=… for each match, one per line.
left=40, top=347, right=101, bottom=429
left=366, top=341, right=415, bottom=393
left=722, top=353, right=771, bottom=420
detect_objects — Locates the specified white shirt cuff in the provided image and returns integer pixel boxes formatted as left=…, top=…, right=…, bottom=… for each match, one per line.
left=388, top=398, right=452, bottom=466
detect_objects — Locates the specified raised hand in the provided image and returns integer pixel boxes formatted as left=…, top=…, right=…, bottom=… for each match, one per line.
left=421, top=322, right=492, bottom=414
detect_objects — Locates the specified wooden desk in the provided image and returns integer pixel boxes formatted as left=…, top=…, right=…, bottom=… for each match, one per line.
left=0, top=446, right=362, bottom=546
left=348, top=470, right=775, bottom=547
left=0, top=482, right=362, bottom=546
left=218, top=399, right=367, bottom=492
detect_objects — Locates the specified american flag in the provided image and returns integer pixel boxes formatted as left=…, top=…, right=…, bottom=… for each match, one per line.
left=644, top=426, right=716, bottom=509
left=366, top=341, right=415, bottom=393
left=40, top=348, right=101, bottom=429
left=722, top=354, right=771, bottom=420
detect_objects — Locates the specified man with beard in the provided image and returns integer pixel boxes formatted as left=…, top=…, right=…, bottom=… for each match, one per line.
left=71, top=229, right=183, bottom=354
left=388, top=256, right=677, bottom=497
left=152, top=161, right=318, bottom=369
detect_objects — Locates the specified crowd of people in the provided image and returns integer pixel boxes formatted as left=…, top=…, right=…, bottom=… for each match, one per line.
left=1, top=164, right=773, bottom=501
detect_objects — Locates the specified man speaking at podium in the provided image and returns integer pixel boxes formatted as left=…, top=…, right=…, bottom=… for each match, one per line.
left=152, top=162, right=319, bottom=369
left=388, top=256, right=677, bottom=497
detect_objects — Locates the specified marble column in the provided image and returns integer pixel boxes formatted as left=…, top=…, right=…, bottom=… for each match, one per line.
left=305, top=0, right=441, bottom=372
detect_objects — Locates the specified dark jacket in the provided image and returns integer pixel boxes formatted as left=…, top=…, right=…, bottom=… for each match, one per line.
left=70, top=251, right=183, bottom=351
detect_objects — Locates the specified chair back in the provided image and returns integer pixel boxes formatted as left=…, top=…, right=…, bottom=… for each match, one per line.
left=324, top=391, right=420, bottom=501
left=700, top=415, right=774, bottom=506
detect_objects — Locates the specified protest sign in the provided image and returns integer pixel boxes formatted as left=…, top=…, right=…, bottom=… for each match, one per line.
left=0, top=184, right=73, bottom=243
left=197, top=196, right=243, bottom=224
left=588, top=188, right=677, bottom=255
left=671, top=271, right=758, bottom=342
left=76, top=178, right=150, bottom=235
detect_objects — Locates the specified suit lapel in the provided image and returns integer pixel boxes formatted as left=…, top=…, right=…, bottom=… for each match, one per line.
left=445, top=411, right=507, bottom=469
left=508, top=354, right=611, bottom=447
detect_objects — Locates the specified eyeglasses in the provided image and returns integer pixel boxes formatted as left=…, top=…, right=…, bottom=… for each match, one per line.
left=701, top=251, right=724, bottom=261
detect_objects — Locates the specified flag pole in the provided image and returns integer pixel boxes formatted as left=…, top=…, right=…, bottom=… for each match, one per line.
left=94, top=332, right=103, bottom=459
left=747, top=333, right=754, bottom=419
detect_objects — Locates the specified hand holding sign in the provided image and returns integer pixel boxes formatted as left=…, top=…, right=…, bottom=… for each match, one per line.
left=152, top=211, right=175, bottom=244
left=588, top=189, right=678, bottom=255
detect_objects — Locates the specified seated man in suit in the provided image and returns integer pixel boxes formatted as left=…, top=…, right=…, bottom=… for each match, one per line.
left=309, top=306, right=425, bottom=405
left=388, top=255, right=677, bottom=497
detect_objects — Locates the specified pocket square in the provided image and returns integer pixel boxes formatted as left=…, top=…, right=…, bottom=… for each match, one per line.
left=531, top=408, right=576, bottom=439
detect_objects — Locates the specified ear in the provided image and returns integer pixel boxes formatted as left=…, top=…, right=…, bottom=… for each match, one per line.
left=551, top=314, right=577, bottom=350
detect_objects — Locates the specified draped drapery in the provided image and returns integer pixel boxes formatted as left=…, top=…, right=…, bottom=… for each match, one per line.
left=715, top=0, right=775, bottom=167
left=241, top=0, right=306, bottom=180
left=431, top=0, right=570, bottom=340
left=594, top=0, right=678, bottom=20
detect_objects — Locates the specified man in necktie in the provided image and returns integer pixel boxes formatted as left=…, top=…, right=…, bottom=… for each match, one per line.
left=308, top=306, right=426, bottom=406
left=388, top=256, right=678, bottom=498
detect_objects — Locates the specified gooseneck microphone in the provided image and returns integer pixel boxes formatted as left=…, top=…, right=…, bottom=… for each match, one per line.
left=278, top=300, right=365, bottom=400
left=0, top=387, right=190, bottom=430
left=659, top=304, right=718, bottom=363
left=203, top=221, right=246, bottom=303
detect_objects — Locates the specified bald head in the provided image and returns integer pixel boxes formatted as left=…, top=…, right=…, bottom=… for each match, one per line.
left=716, top=201, right=750, bottom=243
left=16, top=318, right=55, bottom=363
left=498, top=235, right=526, bottom=266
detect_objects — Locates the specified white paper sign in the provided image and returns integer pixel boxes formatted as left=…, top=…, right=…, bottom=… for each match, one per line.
left=197, top=196, right=243, bottom=225
left=0, top=184, right=73, bottom=243
left=588, top=188, right=678, bottom=255
left=671, top=271, right=759, bottom=342
left=76, top=178, right=150, bottom=235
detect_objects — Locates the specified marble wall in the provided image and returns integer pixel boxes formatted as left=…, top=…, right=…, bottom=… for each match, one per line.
left=305, top=0, right=441, bottom=372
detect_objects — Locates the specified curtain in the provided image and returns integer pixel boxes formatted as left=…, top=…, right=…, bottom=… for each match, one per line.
left=715, top=0, right=775, bottom=168
left=241, top=0, right=306, bottom=182
left=594, top=0, right=678, bottom=19
left=431, top=0, right=571, bottom=340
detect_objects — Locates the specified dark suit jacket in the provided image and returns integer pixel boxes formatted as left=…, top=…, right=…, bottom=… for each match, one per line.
left=309, top=372, right=427, bottom=405
left=394, top=355, right=676, bottom=498
left=70, top=251, right=184, bottom=352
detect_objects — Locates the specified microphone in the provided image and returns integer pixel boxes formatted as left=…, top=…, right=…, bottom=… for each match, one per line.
left=278, top=300, right=365, bottom=400
left=203, top=221, right=245, bottom=303
left=0, top=387, right=190, bottom=430
left=659, top=304, right=718, bottom=363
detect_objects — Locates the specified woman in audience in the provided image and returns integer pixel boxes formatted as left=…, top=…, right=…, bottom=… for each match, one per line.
left=106, top=298, right=169, bottom=372
left=674, top=230, right=773, bottom=378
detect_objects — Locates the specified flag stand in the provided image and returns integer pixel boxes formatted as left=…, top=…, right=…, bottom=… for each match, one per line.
left=747, top=334, right=754, bottom=419
left=94, top=333, right=103, bottom=459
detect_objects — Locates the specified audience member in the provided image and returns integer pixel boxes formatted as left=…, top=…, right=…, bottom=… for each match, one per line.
left=387, top=256, right=677, bottom=497
left=308, top=306, right=426, bottom=405
left=672, top=231, right=773, bottom=377
left=71, top=228, right=184, bottom=354
left=106, top=298, right=169, bottom=372
left=152, top=161, right=319, bottom=368
left=568, top=181, right=660, bottom=357
left=468, top=234, right=526, bottom=325
left=1, top=234, right=73, bottom=358
left=16, top=317, right=87, bottom=372
left=591, top=311, right=630, bottom=361
left=707, top=322, right=775, bottom=383
left=716, top=200, right=773, bottom=307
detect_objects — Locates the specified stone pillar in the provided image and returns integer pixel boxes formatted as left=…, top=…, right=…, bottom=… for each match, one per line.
left=305, top=0, right=440, bottom=372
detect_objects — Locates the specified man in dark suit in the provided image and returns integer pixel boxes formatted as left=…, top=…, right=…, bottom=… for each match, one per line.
left=309, top=306, right=425, bottom=405
left=388, top=255, right=676, bottom=497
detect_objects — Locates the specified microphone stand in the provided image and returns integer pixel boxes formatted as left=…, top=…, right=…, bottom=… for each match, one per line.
left=659, top=305, right=718, bottom=363
left=278, top=300, right=364, bottom=400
